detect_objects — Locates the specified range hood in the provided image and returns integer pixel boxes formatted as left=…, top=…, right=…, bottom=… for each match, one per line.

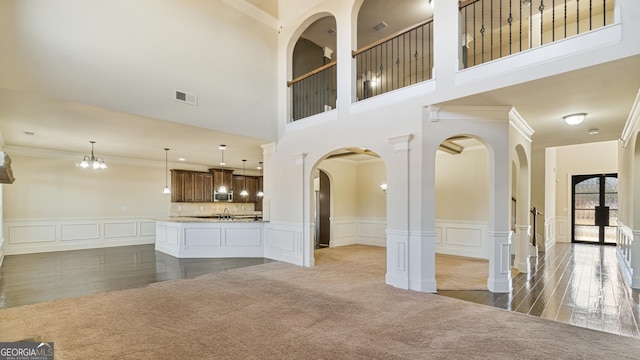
left=0, top=152, right=15, bottom=184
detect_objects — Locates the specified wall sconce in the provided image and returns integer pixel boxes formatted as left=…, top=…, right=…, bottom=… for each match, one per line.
left=563, top=113, right=586, bottom=125
left=380, top=183, right=388, bottom=193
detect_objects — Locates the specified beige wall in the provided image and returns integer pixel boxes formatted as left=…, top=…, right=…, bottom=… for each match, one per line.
left=356, top=160, right=386, bottom=218
left=318, top=158, right=358, bottom=218
left=435, top=147, right=490, bottom=221
left=4, top=155, right=170, bottom=219
left=550, top=141, right=618, bottom=243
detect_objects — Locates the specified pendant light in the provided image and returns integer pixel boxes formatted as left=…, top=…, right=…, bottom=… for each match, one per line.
left=80, top=141, right=107, bottom=169
left=218, top=144, right=227, bottom=194
left=240, top=159, right=248, bottom=198
left=257, top=161, right=264, bottom=197
left=162, top=148, right=171, bottom=194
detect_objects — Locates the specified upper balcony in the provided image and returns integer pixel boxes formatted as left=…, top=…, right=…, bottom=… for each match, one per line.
left=285, top=0, right=623, bottom=124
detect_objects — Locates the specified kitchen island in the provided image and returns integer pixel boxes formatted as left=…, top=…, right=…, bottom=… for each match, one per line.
left=155, top=217, right=265, bottom=258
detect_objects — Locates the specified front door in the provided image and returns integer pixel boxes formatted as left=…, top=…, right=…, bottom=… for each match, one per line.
left=571, top=173, right=618, bottom=245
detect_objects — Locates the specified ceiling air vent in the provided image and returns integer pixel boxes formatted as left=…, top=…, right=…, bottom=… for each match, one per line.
left=373, top=21, right=388, bottom=31
left=174, top=90, right=198, bottom=106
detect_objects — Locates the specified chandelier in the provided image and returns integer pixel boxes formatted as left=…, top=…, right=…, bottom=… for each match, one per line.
left=80, top=141, right=107, bottom=169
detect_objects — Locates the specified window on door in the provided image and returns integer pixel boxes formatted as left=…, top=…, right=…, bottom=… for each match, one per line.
left=572, top=173, right=618, bottom=245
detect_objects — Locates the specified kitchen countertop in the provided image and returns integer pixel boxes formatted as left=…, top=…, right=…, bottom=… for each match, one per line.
left=155, top=216, right=265, bottom=223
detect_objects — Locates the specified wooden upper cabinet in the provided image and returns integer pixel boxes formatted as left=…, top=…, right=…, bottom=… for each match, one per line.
left=170, top=170, right=186, bottom=202
left=210, top=168, right=234, bottom=192
left=171, top=169, right=259, bottom=204
left=233, top=175, right=258, bottom=203
left=171, top=169, right=213, bottom=202
left=194, top=173, right=213, bottom=202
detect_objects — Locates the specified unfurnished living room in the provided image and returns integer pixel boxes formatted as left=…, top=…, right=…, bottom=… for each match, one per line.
left=2, top=0, right=640, bottom=359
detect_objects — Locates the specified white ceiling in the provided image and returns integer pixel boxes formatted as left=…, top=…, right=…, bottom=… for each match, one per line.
left=0, top=0, right=638, bottom=171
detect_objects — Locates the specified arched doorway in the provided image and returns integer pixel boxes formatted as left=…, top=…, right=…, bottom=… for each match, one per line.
left=315, top=169, right=331, bottom=248
left=311, top=148, right=387, bottom=266
left=434, top=136, right=491, bottom=291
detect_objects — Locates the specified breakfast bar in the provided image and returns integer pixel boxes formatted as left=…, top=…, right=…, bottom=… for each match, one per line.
left=155, top=217, right=265, bottom=258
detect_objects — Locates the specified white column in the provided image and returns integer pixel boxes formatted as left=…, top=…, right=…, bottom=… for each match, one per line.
left=488, top=231, right=513, bottom=293
left=515, top=224, right=530, bottom=273
left=385, top=135, right=412, bottom=290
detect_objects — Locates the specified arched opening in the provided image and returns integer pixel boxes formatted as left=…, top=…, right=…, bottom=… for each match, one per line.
left=434, top=136, right=491, bottom=291
left=513, top=144, right=532, bottom=273
left=289, top=15, right=337, bottom=121
left=355, top=0, right=434, bottom=99
left=310, top=147, right=388, bottom=270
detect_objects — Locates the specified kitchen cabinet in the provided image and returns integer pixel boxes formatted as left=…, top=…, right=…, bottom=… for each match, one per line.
left=210, top=168, right=234, bottom=193
left=233, top=175, right=258, bottom=203
left=171, top=170, right=212, bottom=202
left=194, top=173, right=213, bottom=202
left=171, top=169, right=260, bottom=205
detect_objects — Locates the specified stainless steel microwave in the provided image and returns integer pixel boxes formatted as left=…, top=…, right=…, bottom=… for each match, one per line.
left=213, top=190, right=233, bottom=202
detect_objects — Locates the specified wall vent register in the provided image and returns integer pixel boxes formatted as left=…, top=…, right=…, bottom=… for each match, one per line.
left=174, top=90, right=197, bottom=106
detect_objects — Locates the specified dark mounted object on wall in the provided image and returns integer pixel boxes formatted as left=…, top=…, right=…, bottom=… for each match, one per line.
left=0, top=152, right=15, bottom=184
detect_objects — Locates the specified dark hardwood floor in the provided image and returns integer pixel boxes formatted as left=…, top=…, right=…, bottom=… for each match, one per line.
left=0, top=245, right=272, bottom=309
left=1, top=242, right=638, bottom=339
left=439, top=242, right=640, bottom=338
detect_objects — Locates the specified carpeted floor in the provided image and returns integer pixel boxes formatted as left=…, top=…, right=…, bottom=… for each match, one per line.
left=1, top=245, right=639, bottom=359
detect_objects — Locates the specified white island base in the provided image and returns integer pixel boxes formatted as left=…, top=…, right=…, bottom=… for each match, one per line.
left=155, top=220, right=265, bottom=258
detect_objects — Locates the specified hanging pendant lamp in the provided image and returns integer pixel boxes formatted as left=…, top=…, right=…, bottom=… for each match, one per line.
left=218, top=145, right=227, bottom=193
left=257, top=161, right=264, bottom=197
left=240, top=159, right=248, bottom=198
left=162, top=148, right=171, bottom=194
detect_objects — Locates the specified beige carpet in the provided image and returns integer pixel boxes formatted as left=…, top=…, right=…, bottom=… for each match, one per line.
left=1, top=245, right=639, bottom=359
left=435, top=253, right=490, bottom=290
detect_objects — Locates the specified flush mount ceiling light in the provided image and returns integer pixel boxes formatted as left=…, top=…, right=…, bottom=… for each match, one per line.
left=80, top=141, right=107, bottom=169
left=563, top=113, right=586, bottom=125
left=257, top=161, right=264, bottom=198
left=218, top=145, right=227, bottom=194
left=240, top=159, right=249, bottom=198
left=162, top=148, right=171, bottom=194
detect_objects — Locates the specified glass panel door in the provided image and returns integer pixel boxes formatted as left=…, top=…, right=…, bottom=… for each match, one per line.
left=572, top=174, right=618, bottom=245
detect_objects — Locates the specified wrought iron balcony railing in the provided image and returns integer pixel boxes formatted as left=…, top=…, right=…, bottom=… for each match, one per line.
left=353, top=18, right=434, bottom=101
left=460, top=0, right=614, bottom=68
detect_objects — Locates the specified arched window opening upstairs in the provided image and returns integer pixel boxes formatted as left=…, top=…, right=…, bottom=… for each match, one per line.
left=354, top=0, right=434, bottom=100
left=288, top=16, right=338, bottom=122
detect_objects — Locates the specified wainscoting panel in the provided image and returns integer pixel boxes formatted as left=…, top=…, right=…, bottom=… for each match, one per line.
left=60, top=223, right=100, bottom=241
left=104, top=222, right=137, bottom=239
left=3, top=217, right=157, bottom=255
left=332, top=218, right=357, bottom=247
left=265, top=222, right=304, bottom=266
left=8, top=225, right=56, bottom=244
left=357, top=218, right=386, bottom=247
left=140, top=221, right=156, bottom=236
left=556, top=216, right=569, bottom=243
left=435, top=220, right=489, bottom=259
left=184, top=227, right=222, bottom=248
left=330, top=217, right=386, bottom=247
left=225, top=228, right=261, bottom=247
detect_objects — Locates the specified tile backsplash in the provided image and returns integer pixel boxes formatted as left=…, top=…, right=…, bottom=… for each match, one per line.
left=170, top=202, right=258, bottom=217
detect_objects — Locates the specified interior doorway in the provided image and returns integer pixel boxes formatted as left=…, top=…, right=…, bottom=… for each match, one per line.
left=316, top=169, right=331, bottom=248
left=571, top=173, right=618, bottom=245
